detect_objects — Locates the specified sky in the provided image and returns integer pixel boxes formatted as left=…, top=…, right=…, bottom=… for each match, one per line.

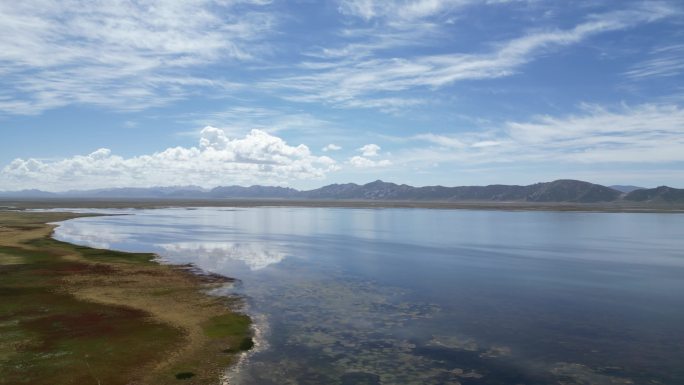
left=1, top=0, right=683, bottom=191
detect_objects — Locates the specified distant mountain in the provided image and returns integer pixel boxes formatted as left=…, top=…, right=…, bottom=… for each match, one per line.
left=209, top=185, right=299, bottom=199
left=298, top=179, right=621, bottom=203
left=302, top=180, right=416, bottom=200
left=624, top=186, right=684, bottom=203
left=526, top=180, right=622, bottom=203
left=0, top=189, right=57, bottom=198
left=610, top=185, right=646, bottom=193
left=61, top=186, right=208, bottom=198
left=1, top=180, right=681, bottom=205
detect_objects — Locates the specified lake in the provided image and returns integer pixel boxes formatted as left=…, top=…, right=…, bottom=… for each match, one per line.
left=52, top=207, right=684, bottom=385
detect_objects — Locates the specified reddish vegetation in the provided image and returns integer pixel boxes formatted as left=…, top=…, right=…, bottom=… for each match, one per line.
left=23, top=310, right=137, bottom=347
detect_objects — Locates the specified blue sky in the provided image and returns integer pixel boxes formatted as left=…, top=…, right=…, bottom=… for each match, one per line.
left=1, top=0, right=683, bottom=191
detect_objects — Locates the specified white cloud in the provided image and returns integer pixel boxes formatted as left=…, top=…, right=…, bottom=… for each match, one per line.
left=471, top=140, right=502, bottom=148
left=339, top=97, right=426, bottom=113
left=323, top=144, right=342, bottom=151
left=358, top=143, right=381, bottom=157
left=0, top=0, right=274, bottom=114
left=348, top=144, right=393, bottom=167
left=338, top=0, right=379, bottom=20
left=183, top=106, right=332, bottom=136
left=268, top=4, right=675, bottom=109
left=414, top=133, right=466, bottom=148
left=624, top=44, right=684, bottom=80
left=337, top=0, right=513, bottom=22
left=505, top=103, right=684, bottom=163
left=348, top=156, right=392, bottom=168
left=0, top=127, right=339, bottom=191
left=399, top=103, right=684, bottom=165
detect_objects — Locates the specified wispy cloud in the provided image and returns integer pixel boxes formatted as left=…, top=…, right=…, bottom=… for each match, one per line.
left=0, top=127, right=338, bottom=190
left=414, top=133, right=466, bottom=148
left=337, top=0, right=522, bottom=23
left=180, top=106, right=333, bottom=137
left=265, top=3, right=675, bottom=110
left=0, top=0, right=274, bottom=114
left=624, top=44, right=684, bottom=80
left=400, top=102, right=684, bottom=165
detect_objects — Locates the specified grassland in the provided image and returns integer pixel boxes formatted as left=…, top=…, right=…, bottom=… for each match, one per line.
left=0, top=211, right=252, bottom=385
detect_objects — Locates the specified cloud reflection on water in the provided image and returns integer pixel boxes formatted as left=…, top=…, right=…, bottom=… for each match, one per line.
left=156, top=242, right=286, bottom=271
left=54, top=221, right=128, bottom=249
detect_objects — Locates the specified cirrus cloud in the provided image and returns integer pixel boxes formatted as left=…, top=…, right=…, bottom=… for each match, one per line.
left=400, top=102, right=684, bottom=166
left=0, top=0, right=274, bottom=114
left=269, top=3, right=675, bottom=110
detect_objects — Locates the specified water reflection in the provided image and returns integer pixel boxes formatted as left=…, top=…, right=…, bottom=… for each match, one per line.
left=157, top=242, right=286, bottom=271
left=51, top=207, right=684, bottom=385
left=55, top=220, right=129, bottom=249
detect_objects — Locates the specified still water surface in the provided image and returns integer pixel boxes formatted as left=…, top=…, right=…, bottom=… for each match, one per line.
left=52, top=207, right=684, bottom=385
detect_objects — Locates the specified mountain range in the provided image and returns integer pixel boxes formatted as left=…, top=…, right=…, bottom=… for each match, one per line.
left=2, top=179, right=684, bottom=204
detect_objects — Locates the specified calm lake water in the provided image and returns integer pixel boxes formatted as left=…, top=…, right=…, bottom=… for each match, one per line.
left=52, top=207, right=684, bottom=385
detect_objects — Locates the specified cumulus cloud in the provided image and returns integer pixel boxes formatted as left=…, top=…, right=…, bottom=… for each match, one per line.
left=349, top=143, right=392, bottom=167
left=348, top=156, right=392, bottom=168
left=359, top=143, right=381, bottom=156
left=322, top=144, right=342, bottom=151
left=0, top=127, right=339, bottom=191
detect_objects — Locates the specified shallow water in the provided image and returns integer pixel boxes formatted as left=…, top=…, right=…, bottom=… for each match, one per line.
left=52, top=207, right=684, bottom=385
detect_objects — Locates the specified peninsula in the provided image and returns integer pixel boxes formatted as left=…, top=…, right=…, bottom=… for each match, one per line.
left=0, top=211, right=252, bottom=385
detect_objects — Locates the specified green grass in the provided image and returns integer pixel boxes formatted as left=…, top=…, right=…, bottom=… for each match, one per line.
left=175, top=372, right=196, bottom=379
left=202, top=314, right=251, bottom=339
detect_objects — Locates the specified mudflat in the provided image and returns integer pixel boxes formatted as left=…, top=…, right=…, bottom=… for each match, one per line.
left=0, top=211, right=252, bottom=385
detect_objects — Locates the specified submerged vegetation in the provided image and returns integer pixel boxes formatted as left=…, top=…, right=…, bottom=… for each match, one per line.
left=0, top=211, right=251, bottom=385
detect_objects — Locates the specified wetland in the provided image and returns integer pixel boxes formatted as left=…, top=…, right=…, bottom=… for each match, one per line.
left=0, top=211, right=252, bottom=385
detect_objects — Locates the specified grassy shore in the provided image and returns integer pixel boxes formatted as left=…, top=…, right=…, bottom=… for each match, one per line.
left=0, top=211, right=252, bottom=385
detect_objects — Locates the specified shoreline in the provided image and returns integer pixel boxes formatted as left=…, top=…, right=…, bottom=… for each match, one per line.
left=2, top=198, right=684, bottom=213
left=0, top=211, right=253, bottom=385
